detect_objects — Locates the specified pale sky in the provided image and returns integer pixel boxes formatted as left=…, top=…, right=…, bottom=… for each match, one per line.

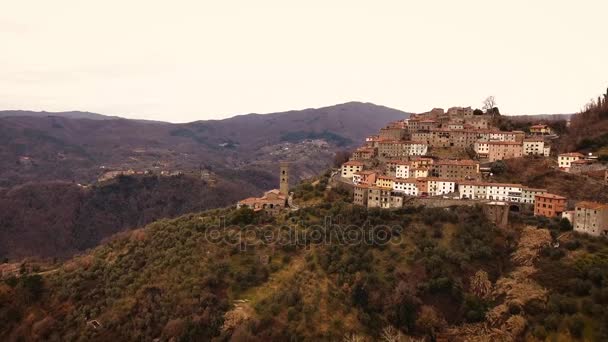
left=1, top=0, right=607, bottom=122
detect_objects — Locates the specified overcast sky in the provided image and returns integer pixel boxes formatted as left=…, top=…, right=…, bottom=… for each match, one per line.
left=1, top=0, right=607, bottom=122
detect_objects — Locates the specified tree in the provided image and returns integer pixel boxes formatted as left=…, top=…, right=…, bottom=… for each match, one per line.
left=483, top=96, right=496, bottom=113
left=334, top=151, right=351, bottom=167
left=415, top=306, right=447, bottom=337
left=473, top=108, right=484, bottom=115
left=469, top=270, right=492, bottom=298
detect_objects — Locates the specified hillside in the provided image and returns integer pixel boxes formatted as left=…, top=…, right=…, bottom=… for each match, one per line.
left=0, top=174, right=266, bottom=260
left=0, top=110, right=119, bottom=121
left=1, top=181, right=607, bottom=341
left=559, top=88, right=608, bottom=153
left=0, top=102, right=408, bottom=188
left=491, top=157, right=608, bottom=202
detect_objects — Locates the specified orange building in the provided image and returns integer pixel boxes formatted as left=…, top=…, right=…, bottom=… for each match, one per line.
left=534, top=193, right=567, bottom=218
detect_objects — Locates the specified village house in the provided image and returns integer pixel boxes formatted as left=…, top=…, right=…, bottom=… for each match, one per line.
left=353, top=184, right=369, bottom=207
left=447, top=123, right=464, bottom=130
left=463, top=116, right=490, bottom=130
left=367, top=186, right=392, bottom=208
left=379, top=126, right=408, bottom=141
left=521, top=187, right=547, bottom=204
left=487, top=141, right=523, bottom=162
left=375, top=175, right=395, bottom=188
left=351, top=147, right=377, bottom=160
left=447, top=106, right=474, bottom=117
left=430, top=159, right=479, bottom=180
left=574, top=201, right=608, bottom=237
left=409, top=156, right=434, bottom=168
left=411, top=131, right=431, bottom=144
left=394, top=161, right=411, bottom=178
left=365, top=135, right=381, bottom=148
left=341, top=160, right=364, bottom=179
left=378, top=140, right=428, bottom=159
left=523, top=138, right=550, bottom=156
left=558, top=152, right=585, bottom=171
left=237, top=189, right=287, bottom=215
left=459, top=181, right=532, bottom=203
left=410, top=167, right=429, bottom=178
left=474, top=141, right=490, bottom=158
left=353, top=170, right=377, bottom=186
left=529, top=124, right=553, bottom=135
left=425, top=178, right=457, bottom=196
left=392, top=179, right=419, bottom=196
left=534, top=193, right=567, bottom=218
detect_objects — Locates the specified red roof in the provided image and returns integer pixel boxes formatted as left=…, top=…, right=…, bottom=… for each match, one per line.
left=343, top=160, right=364, bottom=166
left=536, top=193, right=566, bottom=200
left=576, top=201, right=608, bottom=210
left=559, top=152, right=584, bottom=158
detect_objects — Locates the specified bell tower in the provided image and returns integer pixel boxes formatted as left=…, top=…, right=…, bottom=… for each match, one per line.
left=279, top=162, right=289, bottom=196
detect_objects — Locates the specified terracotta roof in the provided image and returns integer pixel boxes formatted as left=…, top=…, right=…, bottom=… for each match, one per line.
left=576, top=201, right=608, bottom=210
left=559, top=152, right=584, bottom=157
left=354, top=170, right=376, bottom=176
left=530, top=124, right=548, bottom=129
left=343, top=161, right=364, bottom=166
left=434, top=159, right=478, bottom=166
left=522, top=187, right=547, bottom=192
left=488, top=141, right=522, bottom=145
left=535, top=193, right=566, bottom=200
left=458, top=181, right=523, bottom=188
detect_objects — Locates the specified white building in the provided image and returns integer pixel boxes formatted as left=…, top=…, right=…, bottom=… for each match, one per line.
left=408, top=142, right=428, bottom=156
left=392, top=179, right=419, bottom=196
left=395, top=162, right=411, bottom=179
left=523, top=138, right=547, bottom=156
left=459, top=181, right=532, bottom=203
left=521, top=187, right=547, bottom=204
left=558, top=153, right=584, bottom=171
left=474, top=141, right=490, bottom=157
left=427, top=179, right=456, bottom=196
left=341, top=161, right=364, bottom=179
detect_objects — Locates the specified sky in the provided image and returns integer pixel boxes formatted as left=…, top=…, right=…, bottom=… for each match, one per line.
left=1, top=0, right=607, bottom=123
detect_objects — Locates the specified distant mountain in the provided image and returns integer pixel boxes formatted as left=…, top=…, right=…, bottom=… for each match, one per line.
left=0, top=102, right=409, bottom=259
left=0, top=110, right=119, bottom=120
left=0, top=102, right=409, bottom=188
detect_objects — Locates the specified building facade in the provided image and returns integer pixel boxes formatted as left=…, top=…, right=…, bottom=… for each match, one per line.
left=534, top=193, right=567, bottom=218
left=574, top=201, right=608, bottom=237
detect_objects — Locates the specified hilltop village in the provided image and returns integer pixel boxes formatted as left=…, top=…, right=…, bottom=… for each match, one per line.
left=340, top=106, right=608, bottom=237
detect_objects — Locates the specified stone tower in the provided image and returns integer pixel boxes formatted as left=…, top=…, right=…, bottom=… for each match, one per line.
left=279, top=162, right=289, bottom=196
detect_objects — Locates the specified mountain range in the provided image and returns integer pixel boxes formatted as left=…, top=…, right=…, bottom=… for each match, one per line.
left=0, top=102, right=409, bottom=259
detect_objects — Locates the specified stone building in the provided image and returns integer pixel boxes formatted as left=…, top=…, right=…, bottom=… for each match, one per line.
left=430, top=159, right=479, bottom=180
left=237, top=189, right=287, bottom=215
left=574, top=201, right=608, bottom=237
left=487, top=141, right=523, bottom=162
left=353, top=184, right=369, bottom=207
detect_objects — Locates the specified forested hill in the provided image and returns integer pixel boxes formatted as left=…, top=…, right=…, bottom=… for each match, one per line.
left=1, top=177, right=607, bottom=341
left=0, top=174, right=265, bottom=260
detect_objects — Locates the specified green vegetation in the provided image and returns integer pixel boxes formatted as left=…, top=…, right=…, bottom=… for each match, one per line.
left=1, top=182, right=607, bottom=341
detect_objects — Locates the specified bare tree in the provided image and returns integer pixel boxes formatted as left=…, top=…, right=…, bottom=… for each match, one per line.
left=482, top=96, right=497, bottom=113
